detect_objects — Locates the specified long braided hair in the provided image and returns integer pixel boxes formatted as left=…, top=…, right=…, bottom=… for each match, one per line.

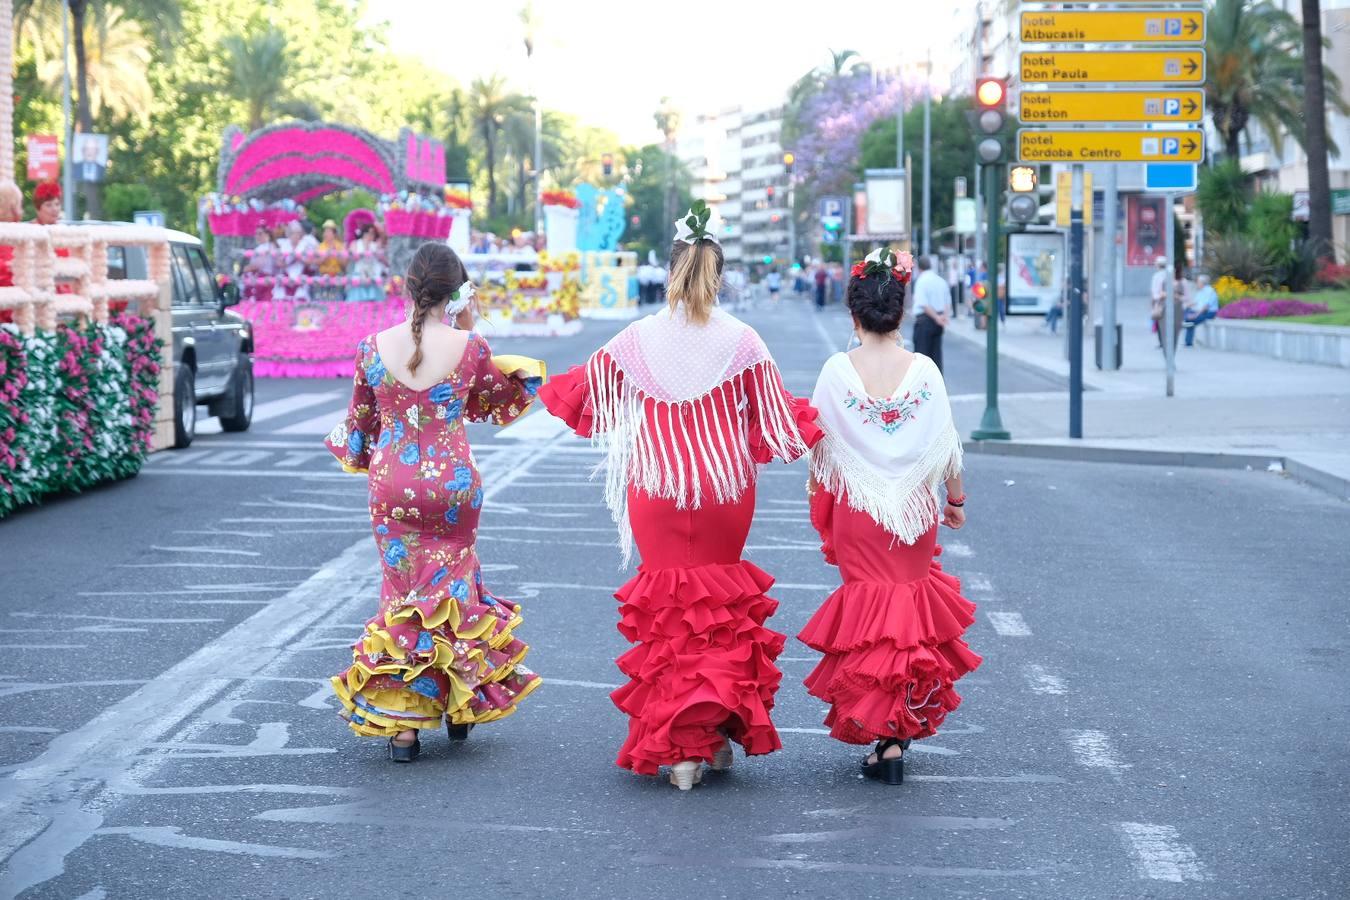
left=404, top=242, right=469, bottom=376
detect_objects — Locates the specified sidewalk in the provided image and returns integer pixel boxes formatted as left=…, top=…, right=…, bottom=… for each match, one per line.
left=946, top=294, right=1350, bottom=498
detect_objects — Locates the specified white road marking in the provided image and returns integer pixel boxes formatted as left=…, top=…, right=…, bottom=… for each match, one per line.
left=1065, top=729, right=1130, bottom=775
left=1117, top=823, right=1210, bottom=882
left=96, top=826, right=330, bottom=860
left=965, top=575, right=994, bottom=592
left=248, top=391, right=344, bottom=424
left=148, top=545, right=262, bottom=557
left=944, top=541, right=974, bottom=558
left=273, top=407, right=349, bottom=435
left=545, top=678, right=622, bottom=689
left=495, top=409, right=569, bottom=442
left=987, top=611, right=1031, bottom=636
left=0, top=432, right=566, bottom=883
left=1023, top=664, right=1068, bottom=695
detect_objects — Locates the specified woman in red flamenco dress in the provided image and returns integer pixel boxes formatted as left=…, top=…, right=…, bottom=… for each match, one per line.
left=800, top=249, right=982, bottom=785
left=325, top=243, right=543, bottom=763
left=539, top=204, right=820, bottom=790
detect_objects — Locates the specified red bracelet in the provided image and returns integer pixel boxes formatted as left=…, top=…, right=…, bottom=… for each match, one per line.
left=947, top=494, right=966, bottom=506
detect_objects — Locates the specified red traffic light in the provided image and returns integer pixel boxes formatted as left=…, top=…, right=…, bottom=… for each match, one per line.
left=972, top=282, right=989, bottom=300
left=976, top=77, right=1006, bottom=109
left=766, top=185, right=775, bottom=197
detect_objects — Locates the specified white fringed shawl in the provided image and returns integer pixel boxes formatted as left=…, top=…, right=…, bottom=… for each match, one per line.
left=585, top=305, right=809, bottom=562
left=810, top=352, right=963, bottom=544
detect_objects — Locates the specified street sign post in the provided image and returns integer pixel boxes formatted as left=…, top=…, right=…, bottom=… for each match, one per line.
left=1019, top=90, right=1203, bottom=123
left=1019, top=129, right=1203, bottom=163
left=1020, top=9, right=1205, bottom=44
left=1020, top=50, right=1205, bottom=84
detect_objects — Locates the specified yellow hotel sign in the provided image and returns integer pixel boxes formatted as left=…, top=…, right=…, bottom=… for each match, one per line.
left=1021, top=10, right=1205, bottom=44
left=1019, top=90, right=1204, bottom=123
left=1019, top=129, right=1204, bottom=163
left=1020, top=50, right=1205, bottom=84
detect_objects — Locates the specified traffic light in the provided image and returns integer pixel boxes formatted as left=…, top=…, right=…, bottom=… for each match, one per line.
left=601, top=153, right=613, bottom=176
left=762, top=255, right=774, bottom=265
left=783, top=151, right=794, bottom=177
left=971, top=280, right=990, bottom=314
left=973, top=76, right=1008, bottom=165
left=1007, top=164, right=1039, bottom=224
left=766, top=185, right=775, bottom=198
left=1008, top=165, right=1037, bottom=193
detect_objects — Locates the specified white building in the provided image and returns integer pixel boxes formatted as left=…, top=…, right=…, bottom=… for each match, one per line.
left=677, top=103, right=791, bottom=267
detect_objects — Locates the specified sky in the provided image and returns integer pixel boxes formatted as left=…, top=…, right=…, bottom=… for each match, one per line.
left=371, top=0, right=971, bottom=145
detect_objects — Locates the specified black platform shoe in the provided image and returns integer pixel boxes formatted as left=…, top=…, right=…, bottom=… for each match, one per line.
left=861, top=738, right=908, bottom=785
left=447, top=722, right=474, bottom=742
left=388, top=734, right=420, bottom=763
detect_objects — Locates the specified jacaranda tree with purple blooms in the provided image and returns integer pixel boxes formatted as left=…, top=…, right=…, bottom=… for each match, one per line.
left=790, top=73, right=914, bottom=202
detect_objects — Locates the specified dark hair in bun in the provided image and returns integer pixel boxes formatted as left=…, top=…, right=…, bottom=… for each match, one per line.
left=847, top=273, right=907, bottom=334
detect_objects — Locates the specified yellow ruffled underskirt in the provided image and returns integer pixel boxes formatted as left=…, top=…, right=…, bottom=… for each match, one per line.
left=330, top=597, right=540, bottom=738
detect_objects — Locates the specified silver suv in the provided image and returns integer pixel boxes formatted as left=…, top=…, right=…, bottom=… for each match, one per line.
left=107, top=227, right=254, bottom=447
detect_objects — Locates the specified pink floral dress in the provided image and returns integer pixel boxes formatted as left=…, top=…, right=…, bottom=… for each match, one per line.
left=324, top=331, right=543, bottom=737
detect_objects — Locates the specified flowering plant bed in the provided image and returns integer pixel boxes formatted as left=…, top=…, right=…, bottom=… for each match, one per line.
left=0, top=315, right=161, bottom=518
left=1218, top=297, right=1332, bottom=319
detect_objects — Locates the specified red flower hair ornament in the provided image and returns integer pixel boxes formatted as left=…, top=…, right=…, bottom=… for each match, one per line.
left=34, top=181, right=61, bottom=205
left=850, top=247, right=914, bottom=285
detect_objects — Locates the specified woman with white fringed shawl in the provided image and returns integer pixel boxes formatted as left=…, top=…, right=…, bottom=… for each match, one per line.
left=798, top=248, right=983, bottom=786
left=539, top=202, right=822, bottom=791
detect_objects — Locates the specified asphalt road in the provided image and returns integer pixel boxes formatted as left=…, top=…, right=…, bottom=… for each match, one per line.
left=0, top=297, right=1345, bottom=900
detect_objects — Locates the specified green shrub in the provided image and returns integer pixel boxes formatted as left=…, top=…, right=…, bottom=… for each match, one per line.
left=1205, top=233, right=1274, bottom=285
left=1197, top=160, right=1250, bottom=237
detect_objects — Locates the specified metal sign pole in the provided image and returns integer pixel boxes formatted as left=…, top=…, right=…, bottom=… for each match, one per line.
left=972, top=162, right=1009, bottom=441
left=1069, top=164, right=1085, bottom=438
left=1101, top=165, right=1119, bottom=371
left=1163, top=192, right=1177, bottom=396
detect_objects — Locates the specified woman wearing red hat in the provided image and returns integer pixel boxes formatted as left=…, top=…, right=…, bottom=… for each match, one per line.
left=32, top=181, right=74, bottom=295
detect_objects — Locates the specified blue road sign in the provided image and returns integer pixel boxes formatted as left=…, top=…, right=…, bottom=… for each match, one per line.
left=1145, top=163, right=1198, bottom=192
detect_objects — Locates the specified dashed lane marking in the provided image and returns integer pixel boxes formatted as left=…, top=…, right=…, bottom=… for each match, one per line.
left=1023, top=664, right=1068, bottom=695
left=1117, top=823, right=1211, bottom=883
left=987, top=611, right=1032, bottom=637
left=1064, top=729, right=1130, bottom=775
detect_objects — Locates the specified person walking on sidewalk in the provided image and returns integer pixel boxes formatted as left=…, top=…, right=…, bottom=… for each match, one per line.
left=324, top=242, right=544, bottom=762
left=910, top=254, right=950, bottom=373
left=800, top=247, right=981, bottom=785
left=539, top=201, right=821, bottom=791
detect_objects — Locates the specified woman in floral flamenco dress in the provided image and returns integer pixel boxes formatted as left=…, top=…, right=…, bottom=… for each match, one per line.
left=800, top=249, right=981, bottom=785
left=326, top=242, right=543, bottom=762
left=539, top=203, right=821, bottom=790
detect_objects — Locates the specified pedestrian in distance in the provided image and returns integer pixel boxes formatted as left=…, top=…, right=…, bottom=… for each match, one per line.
left=910, top=254, right=950, bottom=373
left=539, top=201, right=821, bottom=791
left=800, top=247, right=981, bottom=785
left=324, top=242, right=544, bottom=763
left=765, top=268, right=782, bottom=302
left=1183, top=273, right=1220, bottom=347
left=815, top=264, right=828, bottom=309
left=1151, top=257, right=1182, bottom=352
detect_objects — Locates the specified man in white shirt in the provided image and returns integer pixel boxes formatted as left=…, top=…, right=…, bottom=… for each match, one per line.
left=911, top=255, right=951, bottom=372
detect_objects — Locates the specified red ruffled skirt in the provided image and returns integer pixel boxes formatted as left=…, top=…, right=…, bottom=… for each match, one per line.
left=798, top=488, right=982, bottom=745
left=611, top=484, right=785, bottom=775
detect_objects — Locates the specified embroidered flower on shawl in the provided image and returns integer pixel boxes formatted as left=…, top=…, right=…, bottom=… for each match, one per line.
left=843, top=385, right=931, bottom=435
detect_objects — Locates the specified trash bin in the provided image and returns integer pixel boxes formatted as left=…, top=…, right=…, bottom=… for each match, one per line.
left=1094, top=323, right=1123, bottom=369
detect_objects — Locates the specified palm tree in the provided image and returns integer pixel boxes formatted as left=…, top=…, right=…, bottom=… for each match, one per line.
left=17, top=0, right=179, bottom=134
left=468, top=75, right=528, bottom=217
left=1207, top=0, right=1321, bottom=160
left=829, top=48, right=859, bottom=76
left=220, top=27, right=291, bottom=132
left=1301, top=0, right=1333, bottom=253
left=503, top=107, right=563, bottom=216
left=32, top=6, right=151, bottom=122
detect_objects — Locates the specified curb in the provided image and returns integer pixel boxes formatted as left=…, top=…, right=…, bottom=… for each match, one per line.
left=965, top=440, right=1350, bottom=501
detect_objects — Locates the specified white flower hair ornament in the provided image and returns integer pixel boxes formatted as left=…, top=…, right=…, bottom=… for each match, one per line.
left=446, top=280, right=475, bottom=316
left=674, top=199, right=720, bottom=245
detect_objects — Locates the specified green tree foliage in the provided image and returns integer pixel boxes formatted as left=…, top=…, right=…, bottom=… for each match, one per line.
left=1196, top=159, right=1250, bottom=238
left=1206, top=0, right=1348, bottom=159
left=619, top=143, right=691, bottom=260
left=858, top=96, right=975, bottom=250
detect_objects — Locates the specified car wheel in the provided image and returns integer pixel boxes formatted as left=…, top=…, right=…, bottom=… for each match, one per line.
left=173, top=364, right=196, bottom=449
left=218, top=353, right=254, bottom=433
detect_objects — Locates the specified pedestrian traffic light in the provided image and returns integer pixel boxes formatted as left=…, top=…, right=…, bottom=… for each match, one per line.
left=973, top=76, right=1008, bottom=164
left=783, top=151, right=794, bottom=177
left=1008, top=165, right=1037, bottom=193
left=601, top=153, right=613, bottom=176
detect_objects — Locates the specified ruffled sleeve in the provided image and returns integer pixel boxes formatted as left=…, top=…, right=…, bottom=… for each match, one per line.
left=745, top=360, right=823, bottom=464
left=809, top=482, right=839, bottom=567
left=537, top=356, right=604, bottom=438
left=465, top=333, right=545, bottom=426
left=325, top=340, right=379, bottom=474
